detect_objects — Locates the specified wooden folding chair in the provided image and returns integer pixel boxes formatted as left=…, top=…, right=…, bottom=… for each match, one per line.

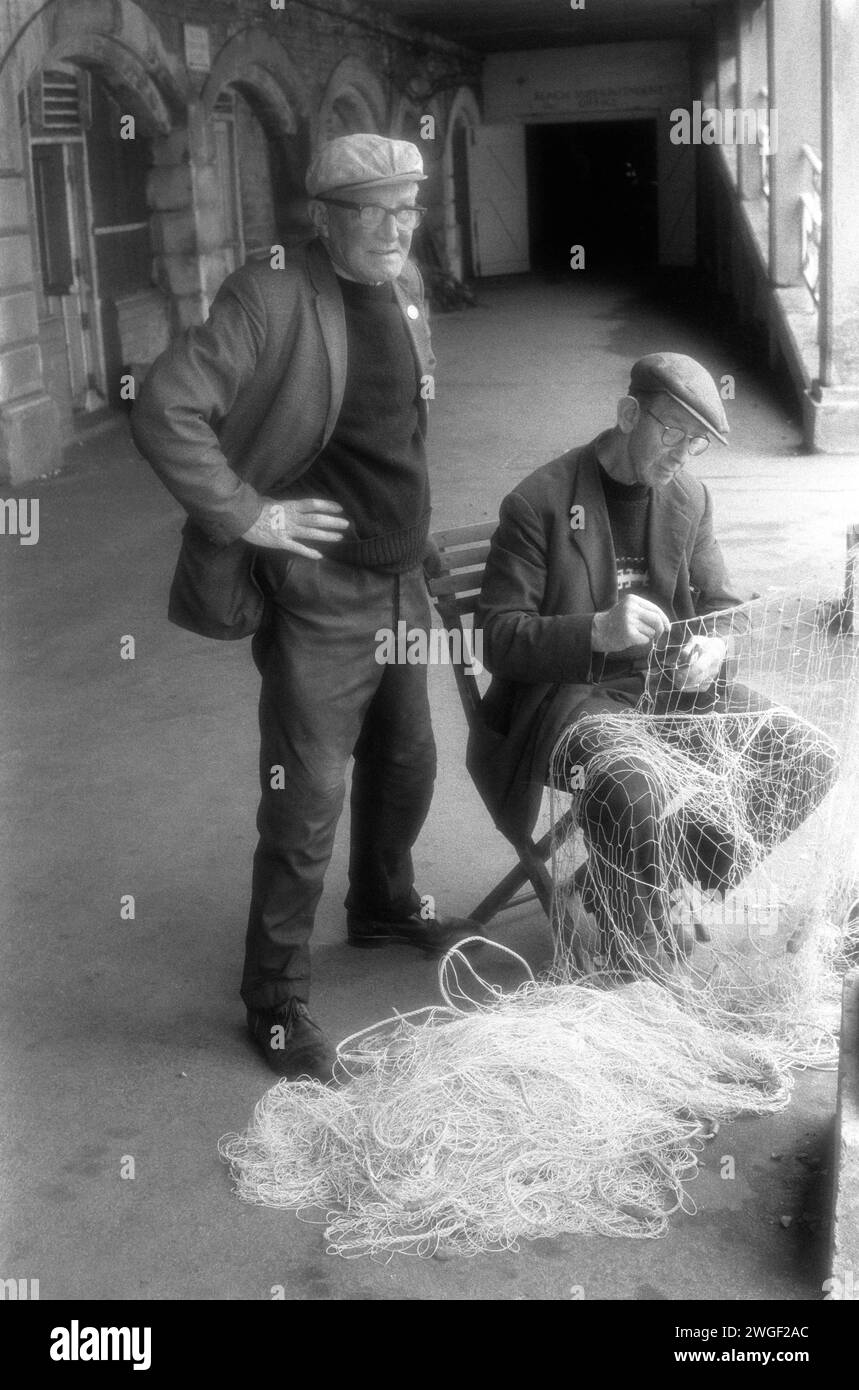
left=427, top=522, right=579, bottom=929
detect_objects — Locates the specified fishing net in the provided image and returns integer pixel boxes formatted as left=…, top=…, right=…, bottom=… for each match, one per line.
left=549, top=563, right=859, bottom=1047
left=220, top=555, right=858, bottom=1258
left=218, top=943, right=790, bottom=1257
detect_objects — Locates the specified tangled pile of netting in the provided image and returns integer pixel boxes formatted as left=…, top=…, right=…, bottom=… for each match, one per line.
left=220, top=563, right=858, bottom=1259
left=549, top=568, right=859, bottom=1058
left=219, top=943, right=791, bottom=1257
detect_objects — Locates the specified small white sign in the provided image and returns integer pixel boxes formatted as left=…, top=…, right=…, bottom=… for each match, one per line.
left=184, top=24, right=211, bottom=73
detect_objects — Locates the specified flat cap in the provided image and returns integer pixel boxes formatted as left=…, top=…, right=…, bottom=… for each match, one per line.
left=629, top=352, right=729, bottom=443
left=306, top=134, right=426, bottom=198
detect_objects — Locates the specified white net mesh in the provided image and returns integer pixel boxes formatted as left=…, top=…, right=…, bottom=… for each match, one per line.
left=220, top=555, right=859, bottom=1258
left=218, top=948, right=793, bottom=1257
left=549, top=564, right=859, bottom=1064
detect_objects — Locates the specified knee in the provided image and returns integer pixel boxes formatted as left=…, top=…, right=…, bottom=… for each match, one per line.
left=356, top=732, right=437, bottom=778
left=258, top=763, right=345, bottom=825
left=583, top=759, right=657, bottom=833
left=783, top=722, right=841, bottom=794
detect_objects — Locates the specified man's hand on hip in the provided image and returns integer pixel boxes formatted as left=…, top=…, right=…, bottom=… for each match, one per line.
left=591, top=594, right=671, bottom=653
left=241, top=499, right=350, bottom=558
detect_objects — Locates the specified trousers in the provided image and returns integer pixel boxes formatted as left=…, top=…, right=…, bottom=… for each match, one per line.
left=240, top=552, right=437, bottom=1010
left=558, top=676, right=839, bottom=945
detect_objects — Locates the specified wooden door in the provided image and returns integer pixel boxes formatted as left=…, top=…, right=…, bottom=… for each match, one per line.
left=466, top=124, right=530, bottom=276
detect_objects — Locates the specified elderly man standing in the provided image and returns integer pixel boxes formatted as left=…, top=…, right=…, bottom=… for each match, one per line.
left=469, top=354, right=838, bottom=970
left=132, top=135, right=472, bottom=1082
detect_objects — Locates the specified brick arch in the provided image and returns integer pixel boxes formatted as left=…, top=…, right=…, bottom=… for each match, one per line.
left=441, top=86, right=482, bottom=281
left=2, top=0, right=186, bottom=135
left=390, top=93, right=423, bottom=142
left=443, top=85, right=482, bottom=161
left=3, top=0, right=201, bottom=347
left=316, top=55, right=389, bottom=145
left=201, top=28, right=310, bottom=138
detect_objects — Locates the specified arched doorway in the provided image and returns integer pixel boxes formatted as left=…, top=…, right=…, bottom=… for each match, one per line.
left=211, top=85, right=310, bottom=268
left=442, top=87, right=481, bottom=282
left=20, top=60, right=169, bottom=415
left=316, top=57, right=388, bottom=146
left=203, top=36, right=311, bottom=281
left=4, top=0, right=182, bottom=439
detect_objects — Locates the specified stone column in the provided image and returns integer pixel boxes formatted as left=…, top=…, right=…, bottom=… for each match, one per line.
left=811, top=0, right=859, bottom=449
left=148, top=102, right=231, bottom=336
left=766, top=0, right=822, bottom=287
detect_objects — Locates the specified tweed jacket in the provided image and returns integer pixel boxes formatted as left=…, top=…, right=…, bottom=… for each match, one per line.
left=467, top=437, right=742, bottom=841
left=130, top=238, right=434, bottom=636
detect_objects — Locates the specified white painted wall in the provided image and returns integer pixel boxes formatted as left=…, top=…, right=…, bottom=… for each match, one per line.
left=483, top=41, right=696, bottom=267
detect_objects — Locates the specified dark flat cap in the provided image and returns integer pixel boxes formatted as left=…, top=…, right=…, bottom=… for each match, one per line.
left=629, top=352, right=729, bottom=443
left=306, top=134, right=426, bottom=197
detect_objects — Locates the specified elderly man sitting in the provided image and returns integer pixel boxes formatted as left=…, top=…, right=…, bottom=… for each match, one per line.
left=467, top=354, right=838, bottom=970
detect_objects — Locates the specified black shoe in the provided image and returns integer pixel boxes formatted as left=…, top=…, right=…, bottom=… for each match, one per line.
left=346, top=907, right=478, bottom=953
left=246, top=998, right=337, bottom=1082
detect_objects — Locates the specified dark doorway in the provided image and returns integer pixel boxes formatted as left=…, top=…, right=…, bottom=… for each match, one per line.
left=526, top=119, right=658, bottom=275
left=85, top=78, right=154, bottom=408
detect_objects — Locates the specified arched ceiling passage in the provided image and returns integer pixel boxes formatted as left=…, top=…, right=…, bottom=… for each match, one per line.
left=368, top=0, right=723, bottom=52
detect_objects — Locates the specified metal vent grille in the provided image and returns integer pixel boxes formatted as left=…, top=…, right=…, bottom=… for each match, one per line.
left=29, top=70, right=90, bottom=133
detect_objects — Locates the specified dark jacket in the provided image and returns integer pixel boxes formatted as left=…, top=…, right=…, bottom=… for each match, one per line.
left=130, top=239, right=434, bottom=636
left=467, top=437, right=742, bottom=841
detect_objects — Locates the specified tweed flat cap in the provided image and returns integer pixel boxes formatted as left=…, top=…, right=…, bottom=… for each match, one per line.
left=306, top=134, right=426, bottom=197
left=629, top=352, right=729, bottom=443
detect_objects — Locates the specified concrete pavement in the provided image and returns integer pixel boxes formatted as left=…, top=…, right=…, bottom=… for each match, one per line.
left=1, top=272, right=856, bottom=1300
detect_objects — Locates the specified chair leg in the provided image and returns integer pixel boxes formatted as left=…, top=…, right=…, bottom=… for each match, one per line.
left=469, top=809, right=581, bottom=926
left=515, top=845, right=554, bottom=916
left=469, top=860, right=533, bottom=924
left=530, top=807, right=577, bottom=862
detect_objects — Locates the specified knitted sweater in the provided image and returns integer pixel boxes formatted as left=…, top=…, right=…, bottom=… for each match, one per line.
left=287, top=276, right=430, bottom=571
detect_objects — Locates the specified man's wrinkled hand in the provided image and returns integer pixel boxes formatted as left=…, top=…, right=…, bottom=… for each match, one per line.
left=241, top=498, right=350, bottom=558
left=670, top=635, right=726, bottom=691
left=591, top=594, right=672, bottom=653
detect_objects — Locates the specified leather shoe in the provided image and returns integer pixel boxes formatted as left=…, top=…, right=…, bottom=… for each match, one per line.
left=246, top=998, right=337, bottom=1082
left=346, top=907, right=478, bottom=953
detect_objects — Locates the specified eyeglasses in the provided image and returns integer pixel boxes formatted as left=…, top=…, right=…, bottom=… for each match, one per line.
left=644, top=408, right=711, bottom=456
left=318, top=198, right=427, bottom=231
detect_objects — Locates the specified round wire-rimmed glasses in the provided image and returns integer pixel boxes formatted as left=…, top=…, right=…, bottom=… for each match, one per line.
left=644, top=407, right=711, bottom=456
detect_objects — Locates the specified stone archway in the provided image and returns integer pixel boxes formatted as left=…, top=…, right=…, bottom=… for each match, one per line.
left=0, top=0, right=187, bottom=479
left=316, top=56, right=388, bottom=147
left=201, top=29, right=309, bottom=133
left=201, top=31, right=313, bottom=275
left=441, top=86, right=481, bottom=281
left=1, top=0, right=185, bottom=132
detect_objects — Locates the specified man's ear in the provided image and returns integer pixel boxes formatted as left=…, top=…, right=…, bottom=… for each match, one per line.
left=617, top=394, right=640, bottom=435
left=308, top=199, right=329, bottom=238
